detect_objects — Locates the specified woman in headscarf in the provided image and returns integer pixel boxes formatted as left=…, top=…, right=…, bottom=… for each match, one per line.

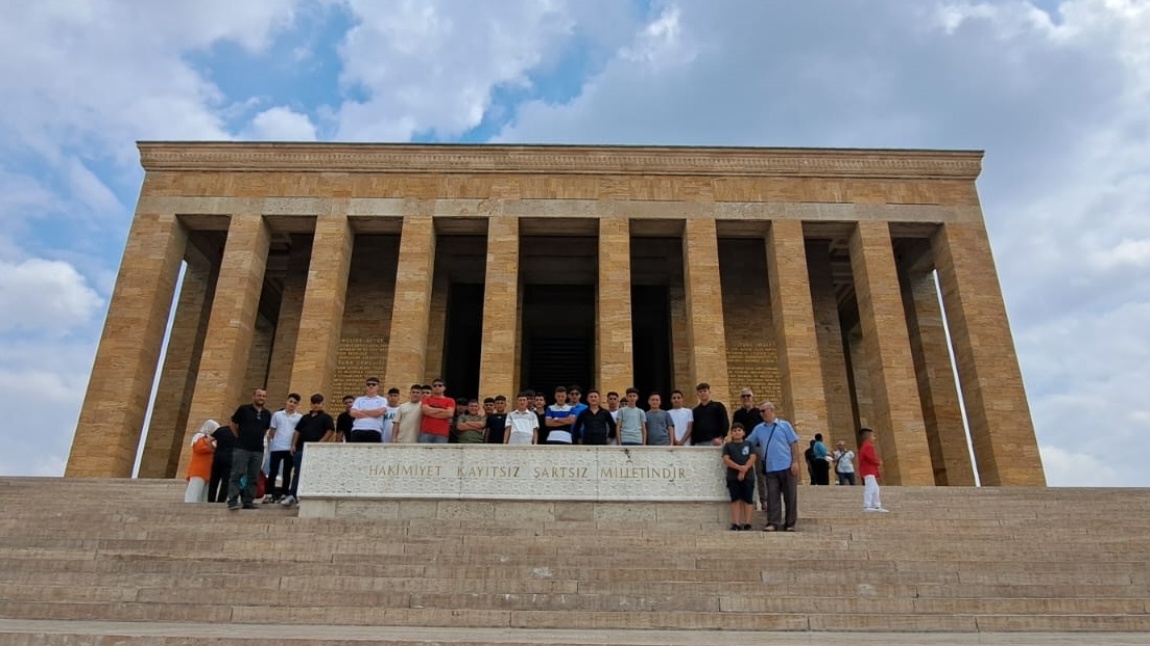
left=184, top=420, right=219, bottom=503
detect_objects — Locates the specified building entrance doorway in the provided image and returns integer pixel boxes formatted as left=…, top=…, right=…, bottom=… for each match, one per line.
left=442, top=283, right=483, bottom=399
left=632, top=285, right=674, bottom=401
left=520, top=284, right=595, bottom=396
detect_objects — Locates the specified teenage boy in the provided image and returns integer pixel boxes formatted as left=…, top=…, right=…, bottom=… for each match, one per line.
left=265, top=393, right=302, bottom=503
left=349, top=377, right=388, bottom=443
left=859, top=428, right=889, bottom=512
left=284, top=393, right=335, bottom=506
left=568, top=385, right=588, bottom=419
left=645, top=392, right=673, bottom=446
left=420, top=379, right=454, bottom=443
left=336, top=395, right=355, bottom=442
left=505, top=393, right=540, bottom=445
left=533, top=393, right=549, bottom=443
left=392, top=384, right=423, bottom=443
left=668, top=390, right=693, bottom=447
left=380, top=387, right=401, bottom=443
left=485, top=396, right=508, bottom=444
left=456, top=399, right=487, bottom=444
left=616, top=387, right=646, bottom=446
left=689, top=382, right=729, bottom=446
left=573, top=390, right=616, bottom=445
left=227, top=388, right=272, bottom=511
left=545, top=386, right=575, bottom=445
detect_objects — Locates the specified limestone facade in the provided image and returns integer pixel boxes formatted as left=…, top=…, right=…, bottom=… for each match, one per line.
left=65, top=143, right=1044, bottom=486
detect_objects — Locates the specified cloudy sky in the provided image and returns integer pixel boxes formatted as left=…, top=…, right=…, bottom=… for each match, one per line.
left=0, top=1, right=1146, bottom=486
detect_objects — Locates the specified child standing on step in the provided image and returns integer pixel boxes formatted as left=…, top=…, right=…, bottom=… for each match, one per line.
left=859, top=428, right=889, bottom=512
left=722, top=423, right=757, bottom=530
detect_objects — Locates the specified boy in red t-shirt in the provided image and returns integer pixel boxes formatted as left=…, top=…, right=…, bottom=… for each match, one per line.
left=859, top=428, right=889, bottom=512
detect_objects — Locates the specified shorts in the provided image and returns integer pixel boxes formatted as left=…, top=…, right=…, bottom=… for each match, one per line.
left=726, top=477, right=755, bottom=504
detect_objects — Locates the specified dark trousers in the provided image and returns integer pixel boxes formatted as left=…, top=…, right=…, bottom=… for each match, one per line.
left=288, top=449, right=304, bottom=497
left=268, top=450, right=293, bottom=497
left=813, top=459, right=830, bottom=486
left=227, top=448, right=263, bottom=504
left=350, top=430, right=381, bottom=443
left=208, top=459, right=232, bottom=502
left=765, top=468, right=798, bottom=530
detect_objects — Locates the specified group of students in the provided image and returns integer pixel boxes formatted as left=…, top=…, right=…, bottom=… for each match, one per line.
left=183, top=377, right=889, bottom=526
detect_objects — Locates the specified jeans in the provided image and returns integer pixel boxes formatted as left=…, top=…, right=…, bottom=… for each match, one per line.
left=227, top=448, right=263, bottom=504
left=267, top=450, right=293, bottom=497
left=837, top=472, right=857, bottom=486
left=287, top=449, right=304, bottom=498
left=208, top=458, right=231, bottom=502
left=764, top=468, right=798, bottom=530
left=419, top=433, right=449, bottom=444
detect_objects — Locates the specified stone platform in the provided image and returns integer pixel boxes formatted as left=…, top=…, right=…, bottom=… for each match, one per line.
left=1, top=477, right=1149, bottom=644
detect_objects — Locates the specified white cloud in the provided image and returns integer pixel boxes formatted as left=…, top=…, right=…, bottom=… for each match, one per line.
left=245, top=106, right=318, bottom=141
left=0, top=258, right=104, bottom=333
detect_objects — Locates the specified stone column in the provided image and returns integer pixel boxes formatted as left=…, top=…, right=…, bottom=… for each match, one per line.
left=932, top=221, right=1045, bottom=486
left=137, top=244, right=217, bottom=479
left=765, top=221, right=831, bottom=440
left=176, top=214, right=271, bottom=476
left=597, top=218, right=633, bottom=395
left=287, top=208, right=354, bottom=400
left=383, top=216, right=437, bottom=387
left=66, top=213, right=188, bottom=478
left=478, top=216, right=519, bottom=398
left=263, top=238, right=311, bottom=404
left=900, top=261, right=976, bottom=486
left=682, top=218, right=730, bottom=404
left=847, top=220, right=934, bottom=485
left=807, top=241, right=855, bottom=446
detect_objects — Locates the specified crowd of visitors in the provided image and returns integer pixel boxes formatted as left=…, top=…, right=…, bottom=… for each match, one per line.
left=183, top=377, right=889, bottom=526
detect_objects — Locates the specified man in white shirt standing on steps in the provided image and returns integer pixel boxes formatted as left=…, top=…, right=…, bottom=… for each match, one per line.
left=266, top=393, right=301, bottom=503
left=349, top=377, right=389, bottom=443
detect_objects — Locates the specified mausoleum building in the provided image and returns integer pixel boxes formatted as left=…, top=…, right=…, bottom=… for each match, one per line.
left=65, top=143, right=1044, bottom=487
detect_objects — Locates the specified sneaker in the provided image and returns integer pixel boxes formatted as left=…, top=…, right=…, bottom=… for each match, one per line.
left=875, top=507, right=890, bottom=513
left=262, top=495, right=277, bottom=504
left=741, top=524, right=753, bottom=531
left=241, top=502, right=259, bottom=510
left=864, top=507, right=877, bottom=512
left=227, top=500, right=240, bottom=511
left=281, top=495, right=297, bottom=507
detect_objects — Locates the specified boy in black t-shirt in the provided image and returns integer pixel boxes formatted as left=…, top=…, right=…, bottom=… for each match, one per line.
left=336, top=395, right=355, bottom=442
left=284, top=393, right=336, bottom=506
left=721, top=423, right=757, bottom=531
left=485, top=396, right=509, bottom=444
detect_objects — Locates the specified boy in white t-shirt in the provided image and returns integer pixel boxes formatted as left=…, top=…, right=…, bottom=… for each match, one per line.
left=265, top=393, right=301, bottom=503
left=504, top=393, right=540, bottom=445
left=667, top=389, right=694, bottom=447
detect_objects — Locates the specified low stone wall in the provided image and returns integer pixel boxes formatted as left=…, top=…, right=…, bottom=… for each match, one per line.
left=297, top=444, right=731, bottom=519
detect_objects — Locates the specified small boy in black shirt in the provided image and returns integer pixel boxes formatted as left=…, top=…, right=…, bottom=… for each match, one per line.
left=722, top=423, right=757, bottom=531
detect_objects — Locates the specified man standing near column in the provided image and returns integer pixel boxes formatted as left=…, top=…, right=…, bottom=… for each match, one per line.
left=284, top=393, right=335, bottom=507
left=227, top=388, right=272, bottom=511
left=420, top=379, right=454, bottom=444
left=688, top=382, right=729, bottom=446
left=667, top=389, right=693, bottom=447
left=349, top=377, right=388, bottom=443
left=746, top=401, right=800, bottom=532
left=732, top=388, right=766, bottom=509
left=380, top=387, right=401, bottom=443
left=393, top=384, right=423, bottom=444
left=265, top=393, right=301, bottom=503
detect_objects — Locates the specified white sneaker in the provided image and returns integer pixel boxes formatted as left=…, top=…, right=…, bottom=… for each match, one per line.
left=280, top=495, right=297, bottom=507
left=875, top=507, right=890, bottom=513
left=864, top=507, right=878, bottom=512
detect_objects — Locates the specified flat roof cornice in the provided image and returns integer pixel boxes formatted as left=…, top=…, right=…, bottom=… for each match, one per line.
left=137, top=142, right=983, bottom=180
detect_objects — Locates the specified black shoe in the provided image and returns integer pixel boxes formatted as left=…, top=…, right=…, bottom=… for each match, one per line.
left=730, top=523, right=740, bottom=531
left=241, top=502, right=259, bottom=510
left=227, top=500, right=240, bottom=511
left=742, top=524, right=753, bottom=531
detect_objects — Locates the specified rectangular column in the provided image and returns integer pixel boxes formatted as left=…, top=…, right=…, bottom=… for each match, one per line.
left=848, top=220, right=934, bottom=485
left=932, top=222, right=1045, bottom=486
left=766, top=221, right=831, bottom=441
left=900, top=261, right=976, bottom=486
left=682, top=218, right=730, bottom=404
left=176, top=214, right=271, bottom=477
left=807, top=241, right=856, bottom=446
left=597, top=218, right=633, bottom=395
left=384, top=216, right=437, bottom=386
left=287, top=209, right=354, bottom=399
left=478, top=216, right=519, bottom=398
left=264, top=238, right=311, bottom=404
left=138, top=244, right=217, bottom=478
left=66, top=213, right=188, bottom=478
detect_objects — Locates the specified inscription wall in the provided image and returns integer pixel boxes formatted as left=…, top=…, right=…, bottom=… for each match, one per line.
left=299, top=444, right=729, bottom=502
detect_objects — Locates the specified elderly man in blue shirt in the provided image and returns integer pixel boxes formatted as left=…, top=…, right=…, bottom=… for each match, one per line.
left=745, top=401, right=801, bottom=532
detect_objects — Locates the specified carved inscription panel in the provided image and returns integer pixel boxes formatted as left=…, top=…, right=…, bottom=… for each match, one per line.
left=299, top=444, right=729, bottom=501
